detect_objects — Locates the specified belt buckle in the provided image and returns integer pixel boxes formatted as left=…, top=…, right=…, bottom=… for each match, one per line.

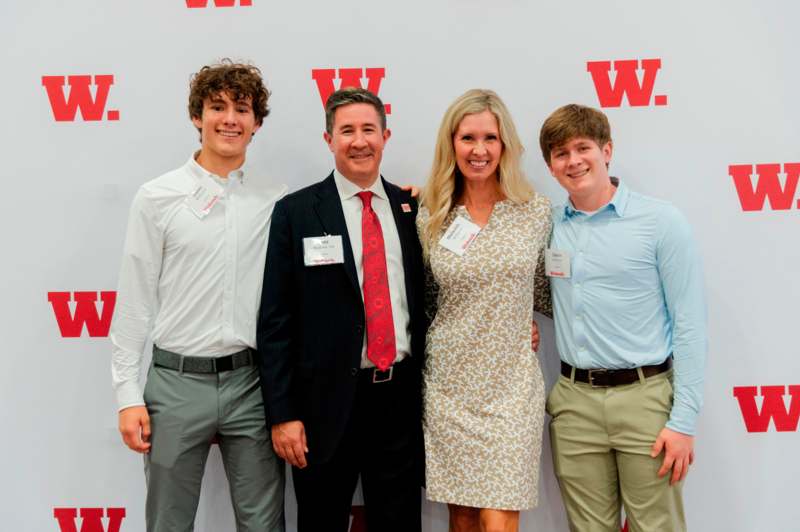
left=588, top=369, right=609, bottom=388
left=214, top=356, right=233, bottom=373
left=372, top=366, right=393, bottom=384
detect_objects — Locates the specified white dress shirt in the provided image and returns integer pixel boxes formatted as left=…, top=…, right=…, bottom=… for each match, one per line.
left=333, top=170, right=411, bottom=368
left=111, top=154, right=287, bottom=410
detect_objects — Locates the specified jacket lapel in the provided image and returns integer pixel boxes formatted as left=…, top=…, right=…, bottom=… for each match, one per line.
left=312, top=173, right=361, bottom=297
left=383, top=177, right=419, bottom=323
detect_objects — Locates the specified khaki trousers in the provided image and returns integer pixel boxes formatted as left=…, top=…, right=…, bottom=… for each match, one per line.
left=546, top=369, right=685, bottom=532
left=143, top=363, right=285, bottom=532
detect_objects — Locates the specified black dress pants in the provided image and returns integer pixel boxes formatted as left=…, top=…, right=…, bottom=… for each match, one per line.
left=292, top=360, right=422, bottom=532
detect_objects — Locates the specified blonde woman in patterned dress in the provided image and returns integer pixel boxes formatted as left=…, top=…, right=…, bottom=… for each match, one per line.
left=417, top=89, right=552, bottom=532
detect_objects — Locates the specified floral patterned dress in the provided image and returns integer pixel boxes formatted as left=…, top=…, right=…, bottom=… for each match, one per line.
left=417, top=195, right=552, bottom=510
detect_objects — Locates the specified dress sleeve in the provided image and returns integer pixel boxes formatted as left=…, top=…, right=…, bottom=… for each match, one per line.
left=416, top=207, right=439, bottom=327
left=533, top=197, right=553, bottom=319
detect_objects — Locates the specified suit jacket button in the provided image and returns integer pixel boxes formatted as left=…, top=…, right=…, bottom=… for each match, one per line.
left=356, top=325, right=363, bottom=334
left=351, top=368, right=359, bottom=377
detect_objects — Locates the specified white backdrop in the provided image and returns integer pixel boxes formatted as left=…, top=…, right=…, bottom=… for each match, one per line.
left=2, top=1, right=798, bottom=530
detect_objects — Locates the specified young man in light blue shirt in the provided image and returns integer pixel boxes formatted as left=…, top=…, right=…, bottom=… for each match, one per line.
left=539, top=104, right=706, bottom=532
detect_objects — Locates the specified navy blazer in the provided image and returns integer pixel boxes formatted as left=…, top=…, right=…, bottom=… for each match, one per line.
left=257, top=173, right=426, bottom=465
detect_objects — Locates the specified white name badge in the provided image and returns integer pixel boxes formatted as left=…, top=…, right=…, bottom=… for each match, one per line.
left=439, top=215, right=481, bottom=256
left=545, top=249, right=571, bottom=278
left=303, top=235, right=345, bottom=266
left=185, top=185, right=220, bottom=219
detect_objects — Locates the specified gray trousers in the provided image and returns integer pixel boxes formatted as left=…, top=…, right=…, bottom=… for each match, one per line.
left=143, top=362, right=284, bottom=532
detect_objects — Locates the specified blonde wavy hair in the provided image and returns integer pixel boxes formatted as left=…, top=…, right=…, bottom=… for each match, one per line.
left=419, top=89, right=534, bottom=256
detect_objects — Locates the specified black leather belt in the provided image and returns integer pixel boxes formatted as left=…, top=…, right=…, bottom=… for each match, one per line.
left=359, top=356, right=412, bottom=384
left=561, top=356, right=672, bottom=388
left=153, top=345, right=254, bottom=374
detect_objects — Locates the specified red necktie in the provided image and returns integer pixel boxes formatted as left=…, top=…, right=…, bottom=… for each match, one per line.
left=357, top=191, right=396, bottom=371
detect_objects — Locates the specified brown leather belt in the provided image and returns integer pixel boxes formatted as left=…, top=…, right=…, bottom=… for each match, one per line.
left=561, top=356, right=672, bottom=388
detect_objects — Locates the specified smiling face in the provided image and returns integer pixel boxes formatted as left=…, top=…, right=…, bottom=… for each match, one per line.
left=191, top=91, right=259, bottom=172
left=324, top=102, right=390, bottom=188
left=453, top=110, right=503, bottom=185
left=548, top=136, right=614, bottom=211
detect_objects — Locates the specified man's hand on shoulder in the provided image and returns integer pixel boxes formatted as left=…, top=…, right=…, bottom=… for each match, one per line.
left=118, top=405, right=151, bottom=453
left=651, top=426, right=695, bottom=485
left=400, top=184, right=421, bottom=198
left=272, top=420, right=309, bottom=469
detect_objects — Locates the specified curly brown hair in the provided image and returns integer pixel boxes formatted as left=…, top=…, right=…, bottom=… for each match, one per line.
left=188, top=59, right=270, bottom=130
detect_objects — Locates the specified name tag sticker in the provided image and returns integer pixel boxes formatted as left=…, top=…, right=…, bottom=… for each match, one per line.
left=439, top=215, right=481, bottom=256
left=545, top=249, right=571, bottom=278
left=303, top=235, right=345, bottom=266
left=185, top=185, right=220, bottom=219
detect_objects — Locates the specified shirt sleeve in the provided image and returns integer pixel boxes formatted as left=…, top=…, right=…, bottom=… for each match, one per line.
left=110, top=188, right=163, bottom=411
left=657, top=207, right=707, bottom=435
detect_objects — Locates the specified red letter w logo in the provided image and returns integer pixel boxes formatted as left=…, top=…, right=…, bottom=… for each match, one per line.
left=587, top=59, right=667, bottom=108
left=311, top=68, right=391, bottom=114
left=186, top=0, right=252, bottom=6
left=733, top=385, right=800, bottom=432
left=53, top=508, right=126, bottom=532
left=48, top=291, right=116, bottom=338
left=728, top=163, right=800, bottom=211
left=42, top=75, right=120, bottom=122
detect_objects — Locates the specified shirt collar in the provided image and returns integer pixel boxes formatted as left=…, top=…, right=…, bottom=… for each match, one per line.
left=186, top=151, right=246, bottom=186
left=607, top=177, right=629, bottom=216
left=560, top=176, right=628, bottom=220
left=333, top=169, right=388, bottom=202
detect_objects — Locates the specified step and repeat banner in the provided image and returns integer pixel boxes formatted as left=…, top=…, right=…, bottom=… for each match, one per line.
left=1, top=1, right=798, bottom=530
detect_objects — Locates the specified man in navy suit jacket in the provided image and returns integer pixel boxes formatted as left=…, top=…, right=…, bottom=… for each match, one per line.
left=258, top=87, right=425, bottom=532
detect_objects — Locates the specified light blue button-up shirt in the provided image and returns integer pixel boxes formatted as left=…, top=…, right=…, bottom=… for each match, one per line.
left=550, top=178, right=706, bottom=435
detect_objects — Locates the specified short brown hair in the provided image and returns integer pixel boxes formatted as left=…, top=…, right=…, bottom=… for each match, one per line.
left=324, top=87, right=386, bottom=135
left=188, top=59, right=270, bottom=129
left=539, top=104, right=611, bottom=165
